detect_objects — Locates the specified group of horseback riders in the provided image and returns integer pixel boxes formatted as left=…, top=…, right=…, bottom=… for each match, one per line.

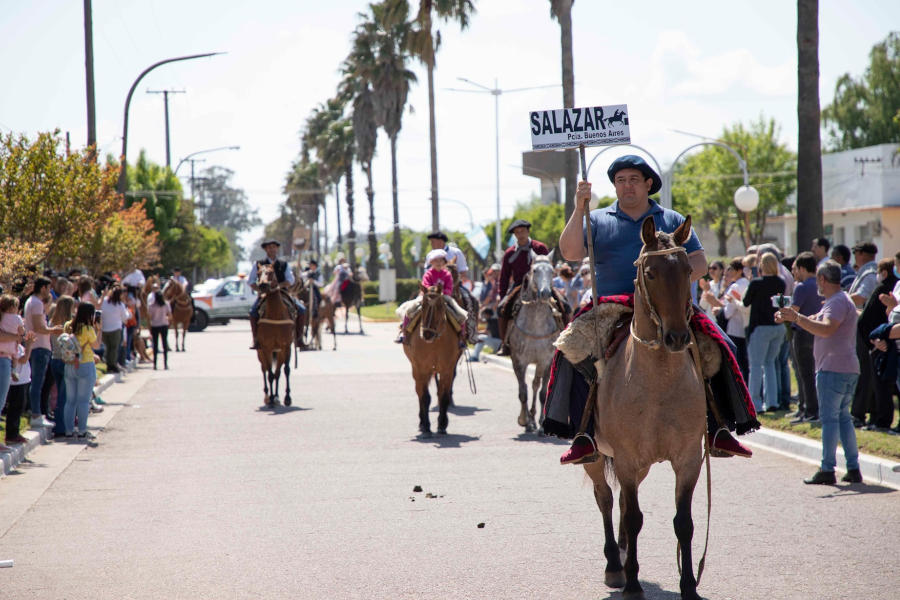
left=397, top=154, right=758, bottom=466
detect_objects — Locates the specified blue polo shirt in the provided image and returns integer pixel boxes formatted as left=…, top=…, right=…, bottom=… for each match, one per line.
left=582, top=200, right=703, bottom=296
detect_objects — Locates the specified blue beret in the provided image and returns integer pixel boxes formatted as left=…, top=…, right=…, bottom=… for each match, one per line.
left=607, top=155, right=662, bottom=195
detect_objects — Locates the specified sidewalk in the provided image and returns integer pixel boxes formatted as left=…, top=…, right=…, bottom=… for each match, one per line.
left=0, top=365, right=131, bottom=478
left=477, top=352, right=900, bottom=490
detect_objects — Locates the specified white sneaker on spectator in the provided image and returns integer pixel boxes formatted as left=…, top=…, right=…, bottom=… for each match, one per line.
left=31, top=416, right=54, bottom=428
left=114, top=372, right=124, bottom=383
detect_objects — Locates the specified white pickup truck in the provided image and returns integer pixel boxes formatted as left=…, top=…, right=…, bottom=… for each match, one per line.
left=190, top=276, right=257, bottom=331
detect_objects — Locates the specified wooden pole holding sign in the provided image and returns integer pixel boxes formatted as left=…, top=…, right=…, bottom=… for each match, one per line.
left=579, top=144, right=600, bottom=309
left=529, top=103, right=630, bottom=309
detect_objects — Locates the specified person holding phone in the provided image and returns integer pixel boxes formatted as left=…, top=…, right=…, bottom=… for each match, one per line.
left=742, top=252, right=786, bottom=413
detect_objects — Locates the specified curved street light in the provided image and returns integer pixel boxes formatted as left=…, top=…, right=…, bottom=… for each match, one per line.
left=665, top=141, right=758, bottom=247
left=116, top=52, right=225, bottom=194
left=174, top=145, right=240, bottom=177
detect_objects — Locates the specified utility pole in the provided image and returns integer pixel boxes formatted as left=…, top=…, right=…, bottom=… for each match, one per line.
left=83, top=0, right=97, bottom=157
left=188, top=158, right=206, bottom=201
left=147, top=89, right=185, bottom=168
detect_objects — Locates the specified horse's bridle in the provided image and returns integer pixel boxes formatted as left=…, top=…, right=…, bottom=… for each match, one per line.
left=418, top=289, right=446, bottom=342
left=513, top=264, right=561, bottom=339
left=630, top=246, right=693, bottom=350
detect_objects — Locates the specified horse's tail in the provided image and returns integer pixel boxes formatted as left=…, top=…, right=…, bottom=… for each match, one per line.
left=604, top=456, right=617, bottom=490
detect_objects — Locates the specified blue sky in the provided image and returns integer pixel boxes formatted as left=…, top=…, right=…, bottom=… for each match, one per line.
left=1, top=0, right=897, bottom=257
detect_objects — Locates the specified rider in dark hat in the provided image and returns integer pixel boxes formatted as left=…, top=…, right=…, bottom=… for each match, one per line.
left=248, top=239, right=297, bottom=349
left=550, top=154, right=757, bottom=464
left=496, top=218, right=568, bottom=355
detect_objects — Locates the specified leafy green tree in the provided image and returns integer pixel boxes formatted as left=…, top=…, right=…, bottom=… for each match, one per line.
left=195, top=165, right=261, bottom=262
left=0, top=130, right=119, bottom=267
left=671, top=117, right=796, bottom=254
left=126, top=149, right=182, bottom=243
left=406, top=0, right=476, bottom=230
left=823, top=31, right=900, bottom=150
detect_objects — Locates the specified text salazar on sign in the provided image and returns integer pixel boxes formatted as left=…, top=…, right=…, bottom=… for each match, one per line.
left=529, top=104, right=630, bottom=151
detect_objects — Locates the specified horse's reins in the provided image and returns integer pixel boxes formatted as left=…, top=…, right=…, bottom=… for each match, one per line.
left=418, top=292, right=445, bottom=342
left=630, top=246, right=693, bottom=350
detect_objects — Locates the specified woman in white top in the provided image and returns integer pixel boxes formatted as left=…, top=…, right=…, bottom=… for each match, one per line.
left=708, top=258, right=751, bottom=379
left=698, top=260, right=725, bottom=318
left=100, top=286, right=129, bottom=374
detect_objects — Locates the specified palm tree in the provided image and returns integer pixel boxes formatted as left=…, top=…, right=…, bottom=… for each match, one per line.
left=550, top=0, right=577, bottom=220
left=304, top=98, right=348, bottom=256
left=342, top=19, right=381, bottom=280
left=369, top=0, right=417, bottom=277
left=407, top=0, right=476, bottom=231
left=797, top=0, right=823, bottom=250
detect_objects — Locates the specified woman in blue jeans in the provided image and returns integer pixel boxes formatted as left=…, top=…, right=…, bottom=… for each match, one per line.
left=743, top=253, right=786, bottom=412
left=64, top=302, right=100, bottom=439
left=49, top=296, right=75, bottom=437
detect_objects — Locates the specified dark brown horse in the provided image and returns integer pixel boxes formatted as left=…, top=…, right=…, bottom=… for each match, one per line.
left=402, top=284, right=463, bottom=437
left=256, top=263, right=293, bottom=407
left=339, top=275, right=363, bottom=335
left=583, top=216, right=707, bottom=600
left=162, top=278, right=193, bottom=352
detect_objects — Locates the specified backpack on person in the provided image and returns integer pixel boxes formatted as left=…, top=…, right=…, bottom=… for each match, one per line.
left=57, top=332, right=82, bottom=364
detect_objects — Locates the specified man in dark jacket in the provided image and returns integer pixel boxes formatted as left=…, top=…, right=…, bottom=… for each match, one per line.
left=496, top=219, right=550, bottom=355
left=248, top=240, right=295, bottom=349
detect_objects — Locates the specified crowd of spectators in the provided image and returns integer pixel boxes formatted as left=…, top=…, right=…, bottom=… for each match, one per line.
left=0, top=268, right=175, bottom=452
left=696, top=239, right=899, bottom=484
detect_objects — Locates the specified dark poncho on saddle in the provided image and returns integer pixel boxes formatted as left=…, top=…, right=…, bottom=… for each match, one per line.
left=542, top=294, right=759, bottom=439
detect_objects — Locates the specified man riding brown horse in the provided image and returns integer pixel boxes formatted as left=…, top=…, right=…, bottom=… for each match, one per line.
left=496, top=219, right=570, bottom=355
left=548, top=154, right=758, bottom=464
left=248, top=239, right=304, bottom=350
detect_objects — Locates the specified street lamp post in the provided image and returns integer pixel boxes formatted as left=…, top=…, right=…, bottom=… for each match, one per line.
left=117, top=52, right=224, bottom=194
left=173, top=145, right=240, bottom=177
left=446, top=78, right=560, bottom=260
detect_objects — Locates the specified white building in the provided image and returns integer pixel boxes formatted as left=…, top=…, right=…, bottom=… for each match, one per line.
left=765, top=143, right=900, bottom=258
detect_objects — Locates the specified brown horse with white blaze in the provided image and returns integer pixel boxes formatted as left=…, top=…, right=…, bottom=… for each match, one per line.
left=256, top=263, right=294, bottom=407
left=402, top=284, right=463, bottom=437
left=582, top=216, right=708, bottom=600
left=162, top=278, right=193, bottom=352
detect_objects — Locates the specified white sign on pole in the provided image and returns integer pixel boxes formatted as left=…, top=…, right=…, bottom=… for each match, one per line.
left=529, top=104, right=629, bottom=150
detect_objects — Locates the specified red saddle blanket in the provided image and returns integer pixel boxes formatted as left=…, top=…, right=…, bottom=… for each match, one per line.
left=543, top=294, right=757, bottom=437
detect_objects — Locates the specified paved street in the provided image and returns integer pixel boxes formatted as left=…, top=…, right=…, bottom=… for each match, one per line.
left=1, top=319, right=898, bottom=600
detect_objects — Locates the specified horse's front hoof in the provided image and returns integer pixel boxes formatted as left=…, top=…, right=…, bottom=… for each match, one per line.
left=437, top=427, right=447, bottom=435
left=622, top=583, right=644, bottom=599
left=419, top=431, right=433, bottom=439
left=284, top=396, right=292, bottom=407
left=604, top=570, right=626, bottom=588
left=517, top=414, right=528, bottom=427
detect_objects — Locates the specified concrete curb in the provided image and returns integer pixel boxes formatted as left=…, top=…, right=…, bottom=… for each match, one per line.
left=1, top=366, right=129, bottom=477
left=476, top=352, right=900, bottom=490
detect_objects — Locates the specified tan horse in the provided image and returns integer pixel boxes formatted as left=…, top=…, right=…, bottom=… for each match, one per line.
left=256, top=263, right=294, bottom=407
left=292, top=277, right=336, bottom=352
left=402, top=285, right=463, bottom=437
left=162, top=278, right=194, bottom=352
left=583, top=216, right=707, bottom=600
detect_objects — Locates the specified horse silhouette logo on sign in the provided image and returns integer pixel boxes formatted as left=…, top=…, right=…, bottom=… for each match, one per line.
left=605, top=109, right=628, bottom=128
